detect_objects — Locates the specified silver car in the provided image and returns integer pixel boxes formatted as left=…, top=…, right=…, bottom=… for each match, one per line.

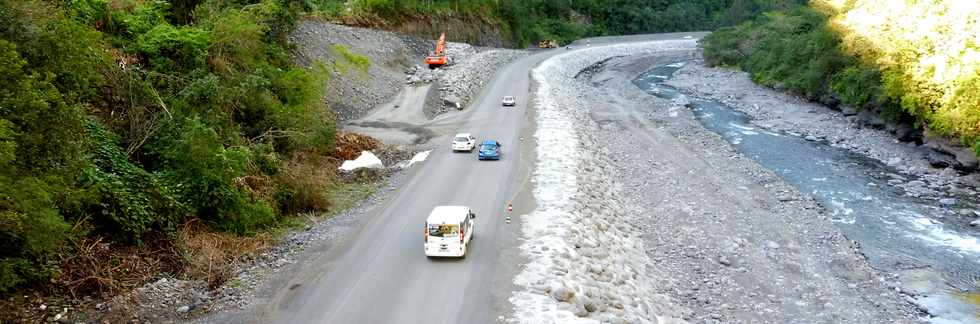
left=502, top=96, right=516, bottom=107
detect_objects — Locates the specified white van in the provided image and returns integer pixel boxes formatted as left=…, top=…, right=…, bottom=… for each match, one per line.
left=424, top=206, right=476, bottom=258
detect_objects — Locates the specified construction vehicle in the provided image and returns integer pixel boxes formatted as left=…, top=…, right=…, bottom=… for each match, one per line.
left=538, top=40, right=558, bottom=49
left=425, top=33, right=448, bottom=69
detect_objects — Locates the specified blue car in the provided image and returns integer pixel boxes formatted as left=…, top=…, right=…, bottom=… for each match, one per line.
left=478, top=140, right=501, bottom=160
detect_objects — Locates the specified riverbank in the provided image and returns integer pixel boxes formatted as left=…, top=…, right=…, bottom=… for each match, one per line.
left=508, top=37, right=919, bottom=323
left=657, top=60, right=979, bottom=322
left=665, top=63, right=980, bottom=229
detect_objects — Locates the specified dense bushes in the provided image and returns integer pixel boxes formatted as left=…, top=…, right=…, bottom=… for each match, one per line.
left=0, top=0, right=342, bottom=293
left=702, top=1, right=980, bottom=153
left=306, top=0, right=806, bottom=46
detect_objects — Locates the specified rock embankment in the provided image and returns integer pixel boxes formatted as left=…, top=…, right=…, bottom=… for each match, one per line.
left=405, top=45, right=525, bottom=117
left=290, top=21, right=525, bottom=122
left=511, top=41, right=696, bottom=324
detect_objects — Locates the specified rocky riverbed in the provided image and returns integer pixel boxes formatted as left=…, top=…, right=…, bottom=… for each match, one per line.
left=510, top=38, right=923, bottom=323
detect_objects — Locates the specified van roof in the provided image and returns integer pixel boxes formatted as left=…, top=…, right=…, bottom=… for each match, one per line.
left=426, top=206, right=470, bottom=224
left=454, top=133, right=471, bottom=138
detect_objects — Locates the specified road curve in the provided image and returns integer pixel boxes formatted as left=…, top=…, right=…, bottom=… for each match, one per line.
left=259, top=49, right=550, bottom=324
left=255, top=33, right=704, bottom=324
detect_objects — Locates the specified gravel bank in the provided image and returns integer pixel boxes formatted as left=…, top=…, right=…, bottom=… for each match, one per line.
left=406, top=45, right=526, bottom=117
left=290, top=21, right=428, bottom=122
left=512, top=39, right=921, bottom=323
left=290, top=21, right=525, bottom=123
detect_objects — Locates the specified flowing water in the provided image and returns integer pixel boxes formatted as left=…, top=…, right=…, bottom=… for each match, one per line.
left=634, top=63, right=980, bottom=323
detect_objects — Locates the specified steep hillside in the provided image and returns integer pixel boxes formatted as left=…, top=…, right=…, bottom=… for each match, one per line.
left=307, top=0, right=806, bottom=47
left=0, top=0, right=350, bottom=309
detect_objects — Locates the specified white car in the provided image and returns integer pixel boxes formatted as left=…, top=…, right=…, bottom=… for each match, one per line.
left=452, top=133, right=476, bottom=152
left=501, top=96, right=516, bottom=107
left=424, top=206, right=476, bottom=258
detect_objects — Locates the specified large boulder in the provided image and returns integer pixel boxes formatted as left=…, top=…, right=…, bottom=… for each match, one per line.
left=925, top=151, right=958, bottom=169
left=894, top=123, right=923, bottom=143
left=923, top=132, right=979, bottom=172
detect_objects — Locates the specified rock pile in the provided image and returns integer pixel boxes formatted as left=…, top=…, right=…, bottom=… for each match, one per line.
left=405, top=45, right=526, bottom=117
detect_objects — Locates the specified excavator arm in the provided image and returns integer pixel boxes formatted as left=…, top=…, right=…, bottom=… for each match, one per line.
left=425, top=32, right=448, bottom=68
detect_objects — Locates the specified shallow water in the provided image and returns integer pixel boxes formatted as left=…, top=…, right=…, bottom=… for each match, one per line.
left=634, top=63, right=980, bottom=323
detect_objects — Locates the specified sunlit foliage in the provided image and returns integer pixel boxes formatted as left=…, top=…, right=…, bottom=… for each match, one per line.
left=703, top=1, right=979, bottom=153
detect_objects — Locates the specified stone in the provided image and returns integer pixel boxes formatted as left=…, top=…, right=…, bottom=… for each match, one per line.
left=176, top=305, right=190, bottom=313
left=718, top=256, right=732, bottom=266
left=857, top=110, right=886, bottom=129
left=906, top=180, right=926, bottom=187
left=894, top=124, right=922, bottom=143
left=925, top=151, right=957, bottom=169
left=970, top=219, right=980, bottom=227
left=766, top=241, right=781, bottom=249
left=551, top=287, right=575, bottom=302
left=886, top=158, right=902, bottom=166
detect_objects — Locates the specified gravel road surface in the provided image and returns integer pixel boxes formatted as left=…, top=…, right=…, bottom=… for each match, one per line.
left=216, top=48, right=554, bottom=324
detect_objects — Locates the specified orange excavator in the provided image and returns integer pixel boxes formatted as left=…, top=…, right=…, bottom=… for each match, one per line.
left=425, top=33, right=448, bottom=69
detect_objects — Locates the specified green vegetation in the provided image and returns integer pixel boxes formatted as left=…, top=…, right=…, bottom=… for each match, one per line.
left=702, top=1, right=980, bottom=154
left=307, top=0, right=805, bottom=46
left=0, top=0, right=349, bottom=294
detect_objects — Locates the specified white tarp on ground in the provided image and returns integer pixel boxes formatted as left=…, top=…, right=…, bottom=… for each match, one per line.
left=338, top=151, right=383, bottom=171
left=401, top=150, right=431, bottom=168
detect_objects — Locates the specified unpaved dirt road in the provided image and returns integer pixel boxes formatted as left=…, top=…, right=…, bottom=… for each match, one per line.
left=252, top=49, right=544, bottom=324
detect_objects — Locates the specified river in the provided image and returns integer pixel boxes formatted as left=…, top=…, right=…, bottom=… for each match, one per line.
left=634, top=62, right=980, bottom=323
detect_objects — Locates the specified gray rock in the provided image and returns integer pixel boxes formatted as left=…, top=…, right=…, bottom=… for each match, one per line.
left=857, top=110, right=885, bottom=129
left=939, top=198, right=956, bottom=206
left=718, top=255, right=732, bottom=266
left=841, top=105, right=859, bottom=116
left=970, top=219, right=980, bottom=227
left=551, top=287, right=575, bottom=302
left=925, top=151, right=957, bottom=169
left=906, top=180, right=926, bottom=187
left=176, top=305, right=190, bottom=313
left=894, top=124, right=922, bottom=143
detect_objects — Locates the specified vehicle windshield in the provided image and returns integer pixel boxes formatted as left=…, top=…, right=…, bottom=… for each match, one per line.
left=428, top=223, right=459, bottom=237
left=481, top=143, right=496, bottom=150
left=504, top=96, right=514, bottom=101
left=454, top=136, right=469, bottom=142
